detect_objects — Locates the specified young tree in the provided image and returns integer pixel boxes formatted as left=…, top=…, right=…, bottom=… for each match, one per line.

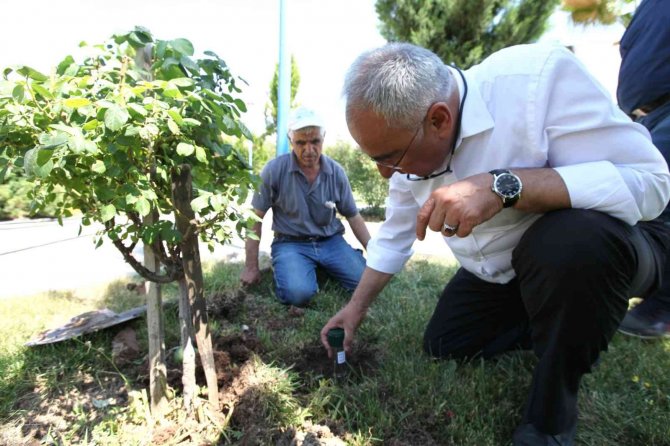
left=375, top=0, right=561, bottom=67
left=0, top=27, right=258, bottom=415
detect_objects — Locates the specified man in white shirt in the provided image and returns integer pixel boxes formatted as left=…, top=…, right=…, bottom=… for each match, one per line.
left=320, top=43, right=670, bottom=446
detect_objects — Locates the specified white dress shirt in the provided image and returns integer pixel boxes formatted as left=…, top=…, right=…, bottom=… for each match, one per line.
left=366, top=44, right=670, bottom=284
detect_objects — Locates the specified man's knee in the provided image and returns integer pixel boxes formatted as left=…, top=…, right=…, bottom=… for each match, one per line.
left=275, top=282, right=317, bottom=307
left=513, top=209, right=634, bottom=279
left=423, top=330, right=475, bottom=360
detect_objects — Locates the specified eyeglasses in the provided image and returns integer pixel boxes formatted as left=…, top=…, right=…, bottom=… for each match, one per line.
left=370, top=124, right=421, bottom=171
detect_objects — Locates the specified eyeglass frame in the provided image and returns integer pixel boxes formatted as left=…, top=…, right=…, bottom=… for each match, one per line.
left=370, top=123, right=422, bottom=171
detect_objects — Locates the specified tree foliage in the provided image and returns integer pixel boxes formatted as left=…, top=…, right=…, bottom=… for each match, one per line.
left=0, top=26, right=258, bottom=281
left=263, top=55, right=301, bottom=138
left=562, top=0, right=637, bottom=27
left=375, top=0, right=561, bottom=68
left=327, top=140, right=388, bottom=211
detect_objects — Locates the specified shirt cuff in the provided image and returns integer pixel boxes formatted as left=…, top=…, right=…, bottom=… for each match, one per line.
left=365, top=237, right=414, bottom=274
left=554, top=162, right=641, bottom=225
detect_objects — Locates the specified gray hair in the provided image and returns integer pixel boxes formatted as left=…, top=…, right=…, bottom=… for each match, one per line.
left=343, top=43, right=454, bottom=129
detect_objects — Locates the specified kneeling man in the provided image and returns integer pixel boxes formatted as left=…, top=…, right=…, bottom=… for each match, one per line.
left=241, top=107, right=371, bottom=307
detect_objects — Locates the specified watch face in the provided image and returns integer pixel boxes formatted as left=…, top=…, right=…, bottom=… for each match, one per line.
left=495, top=174, right=521, bottom=198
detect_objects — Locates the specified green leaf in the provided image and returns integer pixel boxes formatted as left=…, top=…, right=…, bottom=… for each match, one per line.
left=167, top=119, right=180, bottom=135
left=127, top=103, right=148, bottom=116
left=125, top=193, right=138, bottom=205
left=176, top=142, right=194, bottom=156
left=36, top=149, right=52, bottom=166
left=104, top=104, right=129, bottom=131
left=12, top=84, right=25, bottom=102
left=156, top=40, right=167, bottom=59
left=195, top=145, right=208, bottom=164
left=190, top=194, right=210, bottom=213
left=182, top=118, right=201, bottom=127
left=171, top=38, right=194, bottom=56
left=162, top=87, right=182, bottom=98
left=0, top=164, right=8, bottom=183
left=23, top=147, right=38, bottom=175
left=64, top=97, right=92, bottom=108
left=139, top=123, right=159, bottom=140
left=82, top=119, right=99, bottom=131
left=179, top=56, right=199, bottom=72
left=100, top=204, right=116, bottom=222
left=56, top=55, right=75, bottom=75
left=167, top=109, right=184, bottom=125
left=39, top=133, right=68, bottom=149
left=17, top=66, right=48, bottom=81
left=234, top=98, right=247, bottom=113
left=135, top=197, right=151, bottom=217
left=34, top=159, right=54, bottom=178
left=91, top=160, right=106, bottom=173
left=170, top=77, right=194, bottom=87
left=31, top=83, right=53, bottom=99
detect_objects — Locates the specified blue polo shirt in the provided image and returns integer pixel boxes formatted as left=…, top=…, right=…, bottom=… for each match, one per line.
left=251, top=152, right=359, bottom=238
left=617, top=0, right=670, bottom=114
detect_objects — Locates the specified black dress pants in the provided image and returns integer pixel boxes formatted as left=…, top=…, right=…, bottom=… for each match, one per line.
left=423, top=209, right=667, bottom=435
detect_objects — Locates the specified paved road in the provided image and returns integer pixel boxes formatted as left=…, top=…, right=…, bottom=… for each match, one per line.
left=0, top=211, right=455, bottom=299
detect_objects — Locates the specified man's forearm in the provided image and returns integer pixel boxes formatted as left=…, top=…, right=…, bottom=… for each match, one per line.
left=244, top=222, right=262, bottom=268
left=512, top=168, right=571, bottom=213
left=349, top=267, right=393, bottom=313
left=347, top=213, right=371, bottom=249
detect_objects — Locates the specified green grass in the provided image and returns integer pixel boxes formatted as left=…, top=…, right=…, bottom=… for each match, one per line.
left=1, top=257, right=669, bottom=445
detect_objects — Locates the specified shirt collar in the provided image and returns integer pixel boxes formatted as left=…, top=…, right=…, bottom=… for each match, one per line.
left=447, top=65, right=494, bottom=147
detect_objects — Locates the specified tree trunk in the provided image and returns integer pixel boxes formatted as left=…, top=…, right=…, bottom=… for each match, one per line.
left=144, top=210, right=169, bottom=418
left=178, top=278, right=194, bottom=351
left=172, top=164, right=219, bottom=409
left=177, top=277, right=196, bottom=412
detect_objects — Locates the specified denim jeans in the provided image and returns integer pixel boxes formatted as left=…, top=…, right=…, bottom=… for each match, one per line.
left=271, top=233, right=366, bottom=306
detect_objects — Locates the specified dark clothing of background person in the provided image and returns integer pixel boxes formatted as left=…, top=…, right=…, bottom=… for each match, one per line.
left=617, top=0, right=670, bottom=337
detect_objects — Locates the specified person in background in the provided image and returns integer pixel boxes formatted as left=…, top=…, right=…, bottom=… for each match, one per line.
left=320, top=42, right=670, bottom=445
left=241, top=107, right=370, bottom=308
left=616, top=0, right=670, bottom=339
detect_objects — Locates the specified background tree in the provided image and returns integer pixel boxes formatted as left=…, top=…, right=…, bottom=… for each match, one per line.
left=375, top=0, right=561, bottom=67
left=562, top=0, right=638, bottom=27
left=0, top=27, right=258, bottom=415
left=262, top=55, right=301, bottom=138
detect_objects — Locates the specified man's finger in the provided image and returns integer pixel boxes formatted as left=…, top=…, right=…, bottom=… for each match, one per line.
left=416, top=198, right=436, bottom=241
left=320, top=326, right=334, bottom=358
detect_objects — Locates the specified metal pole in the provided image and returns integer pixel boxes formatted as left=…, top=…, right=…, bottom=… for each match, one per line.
left=276, top=0, right=290, bottom=156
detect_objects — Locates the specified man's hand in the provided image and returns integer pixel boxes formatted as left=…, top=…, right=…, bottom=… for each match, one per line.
left=416, top=172, right=502, bottom=240
left=240, top=265, right=261, bottom=286
left=320, top=301, right=368, bottom=358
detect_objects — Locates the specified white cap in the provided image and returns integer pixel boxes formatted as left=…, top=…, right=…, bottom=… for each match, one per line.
left=287, top=107, right=326, bottom=132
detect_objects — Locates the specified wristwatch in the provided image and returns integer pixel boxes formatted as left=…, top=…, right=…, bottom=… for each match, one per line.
left=489, top=169, right=522, bottom=208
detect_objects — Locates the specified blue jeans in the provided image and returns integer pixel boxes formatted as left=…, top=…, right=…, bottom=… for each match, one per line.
left=271, top=233, right=366, bottom=306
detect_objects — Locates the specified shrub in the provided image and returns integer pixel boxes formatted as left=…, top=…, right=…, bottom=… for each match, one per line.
left=327, top=140, right=388, bottom=211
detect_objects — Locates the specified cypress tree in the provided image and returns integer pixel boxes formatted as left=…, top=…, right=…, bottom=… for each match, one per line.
left=376, top=0, right=561, bottom=68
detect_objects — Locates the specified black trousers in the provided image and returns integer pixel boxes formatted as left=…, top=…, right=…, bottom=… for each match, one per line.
left=423, top=209, right=667, bottom=435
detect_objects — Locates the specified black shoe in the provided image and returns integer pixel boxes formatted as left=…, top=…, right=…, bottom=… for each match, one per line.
left=618, top=299, right=670, bottom=339
left=512, top=422, right=576, bottom=446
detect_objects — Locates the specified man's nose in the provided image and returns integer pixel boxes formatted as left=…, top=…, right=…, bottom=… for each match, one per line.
left=376, top=164, right=395, bottom=179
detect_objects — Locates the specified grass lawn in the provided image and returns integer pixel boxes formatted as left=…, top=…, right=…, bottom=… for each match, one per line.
left=1, top=257, right=669, bottom=445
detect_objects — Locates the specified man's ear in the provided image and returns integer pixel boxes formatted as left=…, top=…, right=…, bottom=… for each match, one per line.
left=426, top=102, right=455, bottom=139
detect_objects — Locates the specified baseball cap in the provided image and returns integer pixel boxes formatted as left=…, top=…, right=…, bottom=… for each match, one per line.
left=287, top=107, right=326, bottom=132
